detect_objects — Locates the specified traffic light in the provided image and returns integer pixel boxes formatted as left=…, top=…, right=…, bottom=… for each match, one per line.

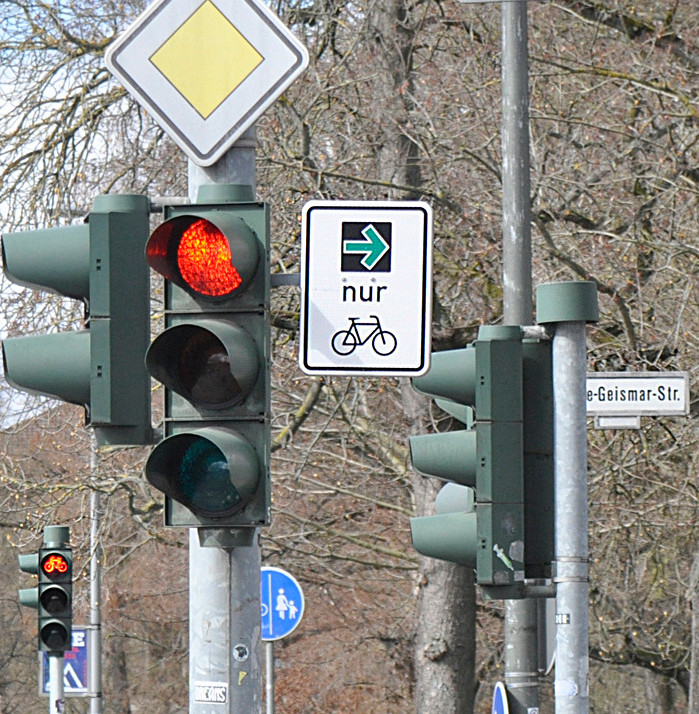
left=18, top=526, right=72, bottom=653
left=1, top=195, right=152, bottom=446
left=409, top=324, right=553, bottom=597
left=144, top=184, right=270, bottom=529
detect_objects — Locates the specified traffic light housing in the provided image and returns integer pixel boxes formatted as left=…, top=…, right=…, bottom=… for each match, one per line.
left=18, top=526, right=72, bottom=653
left=1, top=195, right=153, bottom=445
left=145, top=184, right=270, bottom=530
left=409, top=325, right=553, bottom=597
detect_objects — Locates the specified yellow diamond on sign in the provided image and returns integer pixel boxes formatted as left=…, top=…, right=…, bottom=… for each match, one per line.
left=150, top=0, right=264, bottom=119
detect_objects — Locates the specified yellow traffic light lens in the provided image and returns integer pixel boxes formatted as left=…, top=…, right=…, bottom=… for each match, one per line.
left=40, top=586, right=69, bottom=615
left=177, top=328, right=242, bottom=408
left=177, top=219, right=242, bottom=297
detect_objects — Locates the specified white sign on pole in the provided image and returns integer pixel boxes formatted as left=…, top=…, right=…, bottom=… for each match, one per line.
left=586, top=372, right=689, bottom=416
left=299, top=200, right=433, bottom=376
left=105, top=0, right=308, bottom=166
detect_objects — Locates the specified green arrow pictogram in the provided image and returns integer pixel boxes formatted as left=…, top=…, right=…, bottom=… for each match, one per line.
left=343, top=224, right=390, bottom=270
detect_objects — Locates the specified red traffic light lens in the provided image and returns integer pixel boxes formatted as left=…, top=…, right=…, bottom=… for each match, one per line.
left=41, top=553, right=69, bottom=579
left=146, top=212, right=261, bottom=301
left=177, top=219, right=242, bottom=297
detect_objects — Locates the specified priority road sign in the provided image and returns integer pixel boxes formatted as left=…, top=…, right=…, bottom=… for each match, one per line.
left=300, top=200, right=433, bottom=376
left=261, top=567, right=304, bottom=641
left=105, top=0, right=308, bottom=166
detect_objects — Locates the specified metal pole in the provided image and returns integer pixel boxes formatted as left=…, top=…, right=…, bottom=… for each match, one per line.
left=48, top=654, right=65, bottom=714
left=265, top=641, right=275, bottom=714
left=553, top=322, right=589, bottom=714
left=188, top=127, right=263, bottom=714
left=501, top=0, right=532, bottom=325
left=500, top=0, right=540, bottom=711
left=88, top=442, right=103, bottom=714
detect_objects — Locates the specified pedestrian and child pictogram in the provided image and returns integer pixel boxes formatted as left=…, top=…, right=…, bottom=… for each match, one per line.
left=260, top=567, right=305, bottom=641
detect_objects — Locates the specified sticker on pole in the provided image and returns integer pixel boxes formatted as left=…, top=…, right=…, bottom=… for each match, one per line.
left=299, top=200, right=433, bottom=376
left=261, top=567, right=304, bottom=641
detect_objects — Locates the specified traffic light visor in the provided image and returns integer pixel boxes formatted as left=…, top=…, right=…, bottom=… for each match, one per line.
left=146, top=214, right=259, bottom=299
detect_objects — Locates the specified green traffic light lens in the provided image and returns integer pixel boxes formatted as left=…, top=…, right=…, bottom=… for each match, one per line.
left=179, top=437, right=243, bottom=516
left=145, top=428, right=260, bottom=521
left=40, top=622, right=70, bottom=651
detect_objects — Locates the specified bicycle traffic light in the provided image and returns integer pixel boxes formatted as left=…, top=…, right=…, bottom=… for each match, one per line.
left=18, top=526, right=72, bottom=653
left=1, top=195, right=152, bottom=445
left=409, top=325, right=554, bottom=596
left=144, top=184, right=270, bottom=529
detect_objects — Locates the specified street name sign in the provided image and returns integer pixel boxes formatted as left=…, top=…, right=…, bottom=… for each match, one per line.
left=300, top=200, right=433, bottom=376
left=261, top=567, right=305, bottom=641
left=105, top=0, right=308, bottom=166
left=586, top=372, right=689, bottom=416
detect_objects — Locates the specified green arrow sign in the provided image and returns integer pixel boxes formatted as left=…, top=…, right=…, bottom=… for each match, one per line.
left=343, top=224, right=390, bottom=270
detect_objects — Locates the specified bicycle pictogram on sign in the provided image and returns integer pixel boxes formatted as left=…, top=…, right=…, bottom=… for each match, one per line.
left=331, top=315, right=397, bottom=357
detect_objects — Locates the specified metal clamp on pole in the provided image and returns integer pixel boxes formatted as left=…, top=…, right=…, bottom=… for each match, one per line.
left=553, top=556, right=590, bottom=584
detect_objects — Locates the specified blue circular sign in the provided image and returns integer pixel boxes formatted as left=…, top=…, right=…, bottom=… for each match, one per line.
left=492, top=682, right=509, bottom=714
left=260, top=567, right=305, bottom=641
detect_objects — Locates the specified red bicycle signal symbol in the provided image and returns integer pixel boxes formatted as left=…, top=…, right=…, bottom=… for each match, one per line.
left=42, top=554, right=69, bottom=577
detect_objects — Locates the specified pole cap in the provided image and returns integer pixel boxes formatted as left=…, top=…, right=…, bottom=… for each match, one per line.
left=536, top=281, right=599, bottom=324
left=43, top=525, right=70, bottom=548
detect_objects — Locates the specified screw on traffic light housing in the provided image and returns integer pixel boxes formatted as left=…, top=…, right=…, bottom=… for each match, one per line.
left=144, top=184, right=270, bottom=532
left=1, top=195, right=153, bottom=446
left=18, top=526, right=72, bottom=654
left=409, top=325, right=525, bottom=594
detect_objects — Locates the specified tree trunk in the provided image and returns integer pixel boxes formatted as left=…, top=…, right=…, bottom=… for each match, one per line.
left=106, top=594, right=132, bottom=714
left=687, top=546, right=699, bottom=713
left=403, top=383, right=476, bottom=712
left=371, top=0, right=478, bottom=705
